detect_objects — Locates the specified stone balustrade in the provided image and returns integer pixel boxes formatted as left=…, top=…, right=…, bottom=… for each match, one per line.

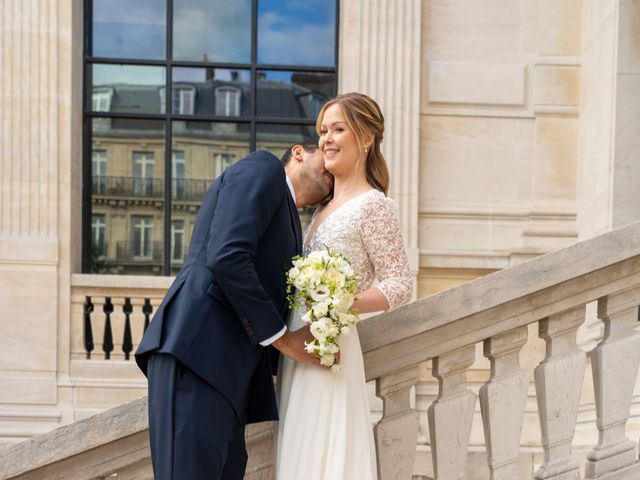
left=1, top=220, right=640, bottom=479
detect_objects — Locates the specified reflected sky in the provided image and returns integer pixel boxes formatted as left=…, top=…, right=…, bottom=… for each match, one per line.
left=258, top=0, right=336, bottom=66
left=173, top=67, right=251, bottom=84
left=93, top=0, right=166, bottom=59
left=93, top=64, right=166, bottom=87
left=173, top=0, right=251, bottom=62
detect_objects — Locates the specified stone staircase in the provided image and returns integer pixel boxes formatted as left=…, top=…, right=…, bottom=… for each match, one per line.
left=1, top=221, right=640, bottom=480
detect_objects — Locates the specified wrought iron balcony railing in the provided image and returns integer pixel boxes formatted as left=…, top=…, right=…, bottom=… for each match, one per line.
left=92, top=175, right=209, bottom=201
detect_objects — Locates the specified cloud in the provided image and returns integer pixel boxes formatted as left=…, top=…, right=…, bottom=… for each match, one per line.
left=257, top=10, right=335, bottom=66
left=93, top=0, right=166, bottom=25
left=172, top=0, right=252, bottom=62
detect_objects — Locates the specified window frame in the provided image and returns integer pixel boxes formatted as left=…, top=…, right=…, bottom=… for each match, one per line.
left=82, top=0, right=340, bottom=275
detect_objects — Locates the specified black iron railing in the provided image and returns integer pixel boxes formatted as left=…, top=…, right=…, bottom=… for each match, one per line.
left=92, top=175, right=209, bottom=201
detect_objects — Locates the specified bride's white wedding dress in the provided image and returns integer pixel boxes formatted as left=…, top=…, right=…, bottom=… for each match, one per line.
left=276, top=189, right=413, bottom=480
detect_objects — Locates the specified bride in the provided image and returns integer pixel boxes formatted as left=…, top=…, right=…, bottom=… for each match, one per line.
left=276, top=92, right=413, bottom=479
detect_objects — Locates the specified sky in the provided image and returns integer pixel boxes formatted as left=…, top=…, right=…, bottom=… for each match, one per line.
left=92, top=0, right=336, bottom=67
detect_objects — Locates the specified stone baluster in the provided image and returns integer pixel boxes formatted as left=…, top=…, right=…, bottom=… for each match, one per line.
left=585, top=287, right=640, bottom=479
left=427, top=345, right=476, bottom=480
left=534, top=307, right=587, bottom=480
left=374, top=366, right=420, bottom=480
left=479, top=326, right=529, bottom=480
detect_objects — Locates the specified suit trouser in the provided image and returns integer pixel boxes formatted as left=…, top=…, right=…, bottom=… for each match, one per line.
left=147, top=353, right=247, bottom=480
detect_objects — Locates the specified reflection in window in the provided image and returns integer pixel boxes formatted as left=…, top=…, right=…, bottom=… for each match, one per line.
left=257, top=0, right=336, bottom=66
left=132, top=152, right=156, bottom=196
left=92, top=214, right=107, bottom=257
left=257, top=70, right=334, bottom=119
left=171, top=220, right=185, bottom=263
left=92, top=150, right=108, bottom=194
left=132, top=216, right=154, bottom=259
left=173, top=0, right=252, bottom=63
left=92, top=0, right=167, bottom=59
left=299, top=92, right=325, bottom=119
left=85, top=1, right=337, bottom=276
left=92, top=88, right=113, bottom=112
left=172, top=151, right=186, bottom=199
left=214, top=153, right=235, bottom=178
left=256, top=123, right=318, bottom=159
left=215, top=87, right=241, bottom=117
left=173, top=86, right=196, bottom=115
left=92, top=64, right=166, bottom=115
left=171, top=67, right=252, bottom=117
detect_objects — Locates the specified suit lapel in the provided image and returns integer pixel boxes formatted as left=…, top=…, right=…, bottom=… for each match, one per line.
left=286, top=190, right=302, bottom=254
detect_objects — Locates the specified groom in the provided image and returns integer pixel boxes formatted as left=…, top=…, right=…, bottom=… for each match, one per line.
left=135, top=144, right=333, bottom=480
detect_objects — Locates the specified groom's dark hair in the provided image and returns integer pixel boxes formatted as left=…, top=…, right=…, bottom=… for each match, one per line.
left=280, top=141, right=319, bottom=166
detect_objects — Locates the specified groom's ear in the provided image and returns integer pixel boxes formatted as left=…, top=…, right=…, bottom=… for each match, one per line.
left=290, top=144, right=305, bottom=163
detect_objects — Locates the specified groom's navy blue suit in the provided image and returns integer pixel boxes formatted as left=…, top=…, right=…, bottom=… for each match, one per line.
left=135, top=151, right=301, bottom=479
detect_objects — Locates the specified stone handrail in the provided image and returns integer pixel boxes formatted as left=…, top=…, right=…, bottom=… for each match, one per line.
left=364, top=220, right=640, bottom=479
left=2, top=220, right=640, bottom=479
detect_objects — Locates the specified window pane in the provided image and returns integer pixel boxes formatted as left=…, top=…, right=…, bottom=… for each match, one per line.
left=92, top=0, right=167, bottom=59
left=257, top=0, right=336, bottom=67
left=170, top=120, right=250, bottom=274
left=90, top=118, right=165, bottom=275
left=256, top=123, right=317, bottom=158
left=173, top=0, right=251, bottom=63
left=257, top=70, right=335, bottom=119
left=91, top=64, right=166, bottom=115
left=172, top=67, right=252, bottom=117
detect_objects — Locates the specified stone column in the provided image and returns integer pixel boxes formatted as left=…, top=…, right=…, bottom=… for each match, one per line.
left=339, top=0, right=422, bottom=279
left=0, top=0, right=83, bottom=437
left=579, top=0, right=640, bottom=239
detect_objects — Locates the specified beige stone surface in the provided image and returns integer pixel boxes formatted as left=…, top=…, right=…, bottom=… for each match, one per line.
left=537, top=0, right=582, bottom=56
left=2, top=0, right=640, bottom=478
left=422, top=0, right=526, bottom=60
left=427, top=61, right=527, bottom=106
left=535, top=65, right=581, bottom=107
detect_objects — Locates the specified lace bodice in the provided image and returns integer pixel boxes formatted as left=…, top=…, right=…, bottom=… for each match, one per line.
left=303, top=189, right=413, bottom=310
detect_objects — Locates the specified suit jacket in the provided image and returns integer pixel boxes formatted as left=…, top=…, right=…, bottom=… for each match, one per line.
left=135, top=150, right=301, bottom=423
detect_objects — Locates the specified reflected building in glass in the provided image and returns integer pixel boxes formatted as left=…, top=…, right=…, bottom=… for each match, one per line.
left=85, top=0, right=338, bottom=276
left=89, top=69, right=331, bottom=275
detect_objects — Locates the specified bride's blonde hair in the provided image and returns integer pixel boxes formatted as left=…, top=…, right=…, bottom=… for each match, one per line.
left=316, top=92, right=390, bottom=195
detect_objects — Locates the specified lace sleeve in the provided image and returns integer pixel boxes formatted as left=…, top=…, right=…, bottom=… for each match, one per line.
left=359, top=193, right=413, bottom=310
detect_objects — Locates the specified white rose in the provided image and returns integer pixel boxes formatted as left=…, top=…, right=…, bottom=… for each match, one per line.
left=338, top=312, right=357, bottom=326
left=324, top=269, right=345, bottom=289
left=310, top=317, right=332, bottom=340
left=307, top=250, right=329, bottom=266
left=294, top=276, right=306, bottom=290
left=310, top=284, right=330, bottom=301
left=288, top=267, right=300, bottom=279
left=325, top=342, right=339, bottom=354
left=341, top=326, right=351, bottom=336
left=312, top=299, right=330, bottom=317
left=320, top=354, right=335, bottom=367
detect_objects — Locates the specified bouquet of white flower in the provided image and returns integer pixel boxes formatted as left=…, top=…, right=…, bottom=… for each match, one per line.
left=286, top=247, right=360, bottom=372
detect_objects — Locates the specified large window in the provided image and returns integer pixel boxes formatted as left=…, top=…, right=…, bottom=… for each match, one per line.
left=84, top=0, right=339, bottom=275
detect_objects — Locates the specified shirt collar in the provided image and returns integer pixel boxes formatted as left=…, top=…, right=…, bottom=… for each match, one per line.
left=285, top=175, right=296, bottom=205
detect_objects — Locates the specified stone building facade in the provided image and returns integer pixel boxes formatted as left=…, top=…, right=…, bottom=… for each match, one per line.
left=1, top=0, right=639, bottom=477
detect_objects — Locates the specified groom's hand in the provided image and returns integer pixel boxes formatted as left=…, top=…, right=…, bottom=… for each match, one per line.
left=272, top=326, right=329, bottom=368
